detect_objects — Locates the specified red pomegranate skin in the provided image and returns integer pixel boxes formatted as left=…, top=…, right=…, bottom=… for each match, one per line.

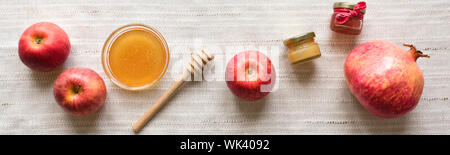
left=344, top=40, right=428, bottom=118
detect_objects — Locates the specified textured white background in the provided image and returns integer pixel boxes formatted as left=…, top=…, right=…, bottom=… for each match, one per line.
left=0, top=0, right=449, bottom=134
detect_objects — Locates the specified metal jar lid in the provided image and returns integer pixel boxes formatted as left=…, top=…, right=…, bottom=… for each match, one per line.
left=283, top=32, right=316, bottom=46
left=333, top=2, right=366, bottom=14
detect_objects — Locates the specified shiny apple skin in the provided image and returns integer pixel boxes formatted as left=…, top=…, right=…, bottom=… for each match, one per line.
left=225, top=50, right=276, bottom=101
left=18, top=22, right=70, bottom=72
left=344, top=40, right=424, bottom=118
left=53, top=68, right=107, bottom=117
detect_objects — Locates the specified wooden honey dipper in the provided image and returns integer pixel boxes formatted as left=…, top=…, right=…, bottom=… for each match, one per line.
left=133, top=49, right=214, bottom=133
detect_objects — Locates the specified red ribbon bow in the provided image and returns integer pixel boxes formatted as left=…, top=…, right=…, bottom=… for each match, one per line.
left=334, top=1, right=366, bottom=24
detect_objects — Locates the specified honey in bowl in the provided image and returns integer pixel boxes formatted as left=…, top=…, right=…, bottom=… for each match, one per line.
left=102, top=24, right=169, bottom=90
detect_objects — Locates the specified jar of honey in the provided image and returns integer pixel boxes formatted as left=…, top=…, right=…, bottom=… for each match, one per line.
left=330, top=2, right=367, bottom=35
left=283, top=32, right=321, bottom=64
left=102, top=24, right=170, bottom=90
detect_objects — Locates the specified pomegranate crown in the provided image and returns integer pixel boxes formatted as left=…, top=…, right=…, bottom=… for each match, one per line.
left=403, top=44, right=429, bottom=61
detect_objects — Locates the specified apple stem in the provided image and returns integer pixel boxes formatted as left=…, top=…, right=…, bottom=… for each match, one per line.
left=35, top=37, right=43, bottom=44
left=74, top=84, right=82, bottom=94
left=247, top=68, right=253, bottom=75
left=403, top=44, right=430, bottom=61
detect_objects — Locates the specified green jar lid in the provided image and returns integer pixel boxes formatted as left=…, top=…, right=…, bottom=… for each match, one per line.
left=283, top=32, right=315, bottom=46
left=333, top=2, right=366, bottom=14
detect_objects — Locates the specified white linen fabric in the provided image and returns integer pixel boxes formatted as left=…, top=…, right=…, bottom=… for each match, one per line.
left=0, top=0, right=449, bottom=134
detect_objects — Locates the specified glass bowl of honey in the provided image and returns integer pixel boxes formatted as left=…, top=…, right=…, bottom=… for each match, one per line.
left=102, top=24, right=170, bottom=91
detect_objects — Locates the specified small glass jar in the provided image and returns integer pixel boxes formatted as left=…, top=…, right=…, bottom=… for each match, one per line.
left=330, top=2, right=366, bottom=35
left=283, top=32, right=321, bottom=64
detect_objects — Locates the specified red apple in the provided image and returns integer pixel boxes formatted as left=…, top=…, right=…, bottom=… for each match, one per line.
left=53, top=68, right=107, bottom=117
left=225, top=50, right=276, bottom=101
left=18, top=22, right=70, bottom=72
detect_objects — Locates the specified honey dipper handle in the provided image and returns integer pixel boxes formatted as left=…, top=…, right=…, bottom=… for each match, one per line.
left=132, top=71, right=190, bottom=133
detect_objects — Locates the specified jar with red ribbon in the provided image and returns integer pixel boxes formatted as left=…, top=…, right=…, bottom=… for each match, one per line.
left=330, top=1, right=367, bottom=35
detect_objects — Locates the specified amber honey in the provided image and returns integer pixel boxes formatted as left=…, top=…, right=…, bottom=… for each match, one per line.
left=102, top=24, right=169, bottom=90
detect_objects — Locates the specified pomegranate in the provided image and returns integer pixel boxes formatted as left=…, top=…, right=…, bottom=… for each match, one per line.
left=344, top=40, right=429, bottom=118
